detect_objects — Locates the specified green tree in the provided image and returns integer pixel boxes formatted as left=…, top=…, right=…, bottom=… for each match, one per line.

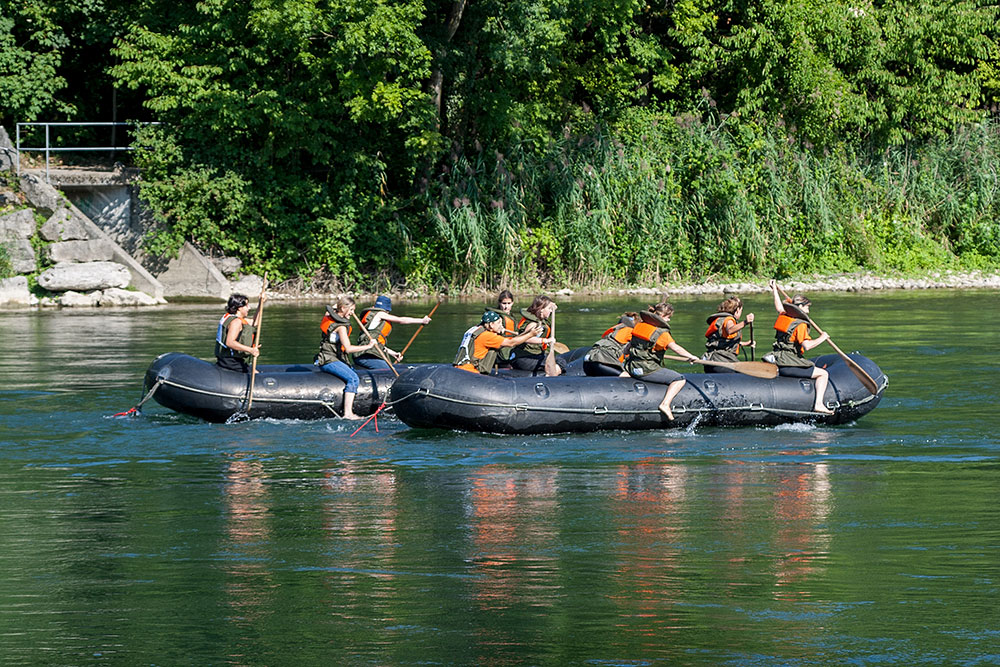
left=0, top=2, right=70, bottom=125
left=113, top=0, right=435, bottom=279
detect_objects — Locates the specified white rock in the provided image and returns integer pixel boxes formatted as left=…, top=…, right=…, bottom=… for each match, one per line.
left=46, top=239, right=115, bottom=263
left=39, top=208, right=90, bottom=241
left=0, top=275, right=32, bottom=306
left=98, top=287, right=159, bottom=306
left=211, top=256, right=242, bottom=276
left=0, top=208, right=36, bottom=239
left=59, top=290, right=102, bottom=307
left=38, top=261, right=131, bottom=292
left=3, top=238, right=36, bottom=273
left=229, top=274, right=264, bottom=298
left=18, top=174, right=63, bottom=216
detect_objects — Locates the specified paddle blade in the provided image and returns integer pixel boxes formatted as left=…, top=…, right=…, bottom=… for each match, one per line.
left=840, top=351, right=879, bottom=393
left=553, top=342, right=569, bottom=354
left=728, top=361, right=779, bottom=379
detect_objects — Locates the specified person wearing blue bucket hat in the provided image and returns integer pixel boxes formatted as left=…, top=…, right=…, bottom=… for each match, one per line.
left=354, top=295, right=433, bottom=370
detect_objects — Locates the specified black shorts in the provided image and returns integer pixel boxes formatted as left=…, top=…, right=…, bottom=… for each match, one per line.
left=511, top=353, right=568, bottom=374
left=583, top=360, right=623, bottom=377
left=216, top=356, right=249, bottom=373
left=777, top=365, right=814, bottom=378
left=629, top=367, right=684, bottom=385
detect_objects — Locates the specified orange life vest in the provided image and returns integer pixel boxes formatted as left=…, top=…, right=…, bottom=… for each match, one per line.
left=773, top=313, right=810, bottom=355
left=705, top=313, right=740, bottom=353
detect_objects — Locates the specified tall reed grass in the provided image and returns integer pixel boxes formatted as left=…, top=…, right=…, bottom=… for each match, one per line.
left=421, top=113, right=1000, bottom=290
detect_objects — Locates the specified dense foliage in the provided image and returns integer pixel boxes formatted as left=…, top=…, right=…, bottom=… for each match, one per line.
left=2, top=0, right=1000, bottom=289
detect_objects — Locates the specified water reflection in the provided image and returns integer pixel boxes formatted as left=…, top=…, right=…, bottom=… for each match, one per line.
left=322, top=462, right=399, bottom=623
left=222, top=454, right=274, bottom=640
left=609, top=462, right=688, bottom=639
left=772, top=457, right=832, bottom=600
left=465, top=465, right=559, bottom=658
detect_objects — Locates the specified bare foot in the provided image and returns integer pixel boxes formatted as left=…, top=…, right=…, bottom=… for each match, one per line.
left=658, top=403, right=675, bottom=421
left=813, top=405, right=834, bottom=415
left=344, top=413, right=364, bottom=420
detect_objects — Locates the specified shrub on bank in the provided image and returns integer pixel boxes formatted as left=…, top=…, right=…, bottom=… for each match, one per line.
left=423, top=113, right=1000, bottom=290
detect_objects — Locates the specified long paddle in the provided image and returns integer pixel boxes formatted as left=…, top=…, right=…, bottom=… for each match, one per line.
left=544, top=311, right=560, bottom=376
left=395, top=299, right=442, bottom=362
left=777, top=285, right=878, bottom=394
left=663, top=354, right=778, bottom=379
left=245, top=273, right=268, bottom=414
left=352, top=311, right=399, bottom=377
left=748, top=321, right=755, bottom=361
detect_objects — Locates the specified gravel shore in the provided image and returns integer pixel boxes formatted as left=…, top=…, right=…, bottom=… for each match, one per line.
left=265, top=270, right=1000, bottom=303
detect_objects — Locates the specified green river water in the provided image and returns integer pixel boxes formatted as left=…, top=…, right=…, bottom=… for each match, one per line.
left=0, top=290, right=997, bottom=665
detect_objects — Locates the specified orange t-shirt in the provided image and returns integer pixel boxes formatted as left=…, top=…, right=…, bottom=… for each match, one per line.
left=651, top=330, right=674, bottom=351
left=789, top=322, right=810, bottom=345
left=456, top=330, right=506, bottom=373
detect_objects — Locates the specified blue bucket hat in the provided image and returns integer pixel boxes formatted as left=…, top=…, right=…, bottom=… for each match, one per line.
left=374, top=295, right=392, bottom=312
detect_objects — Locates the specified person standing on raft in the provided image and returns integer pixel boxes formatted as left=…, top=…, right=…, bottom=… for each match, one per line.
left=215, top=293, right=265, bottom=373
left=511, top=295, right=565, bottom=376
left=454, top=311, right=543, bottom=375
left=703, top=296, right=755, bottom=372
left=315, top=298, right=378, bottom=420
left=484, top=290, right=517, bottom=369
left=768, top=280, right=833, bottom=415
left=583, top=312, right=638, bottom=377
left=623, top=302, right=699, bottom=420
left=354, top=295, right=432, bottom=370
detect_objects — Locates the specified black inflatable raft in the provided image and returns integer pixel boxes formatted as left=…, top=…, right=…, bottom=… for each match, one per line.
left=144, top=352, right=407, bottom=422
left=388, top=353, right=888, bottom=434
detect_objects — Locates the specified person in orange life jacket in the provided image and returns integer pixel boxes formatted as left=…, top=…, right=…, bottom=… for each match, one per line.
left=484, top=290, right=517, bottom=368
left=215, top=292, right=265, bottom=373
left=703, top=296, right=755, bottom=373
left=354, top=295, right=432, bottom=370
left=314, top=297, right=378, bottom=420
left=767, top=279, right=833, bottom=415
left=583, top=311, right=638, bottom=377
left=454, top=311, right=543, bottom=374
left=511, top=295, right=566, bottom=376
left=623, top=302, right=699, bottom=421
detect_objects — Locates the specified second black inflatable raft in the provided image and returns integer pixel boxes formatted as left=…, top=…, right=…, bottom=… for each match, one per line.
left=144, top=352, right=409, bottom=422
left=388, top=353, right=888, bottom=434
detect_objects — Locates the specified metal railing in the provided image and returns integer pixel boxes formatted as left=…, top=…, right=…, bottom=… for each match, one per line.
left=15, top=122, right=157, bottom=183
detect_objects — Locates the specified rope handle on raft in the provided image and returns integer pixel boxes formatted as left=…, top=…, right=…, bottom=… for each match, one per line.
left=111, top=377, right=166, bottom=417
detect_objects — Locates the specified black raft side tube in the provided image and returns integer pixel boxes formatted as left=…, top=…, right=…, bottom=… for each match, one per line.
left=388, top=353, right=887, bottom=434
left=145, top=353, right=408, bottom=422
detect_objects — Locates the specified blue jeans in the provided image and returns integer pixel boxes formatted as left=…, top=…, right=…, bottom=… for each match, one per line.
left=318, top=360, right=360, bottom=393
left=354, top=355, right=391, bottom=371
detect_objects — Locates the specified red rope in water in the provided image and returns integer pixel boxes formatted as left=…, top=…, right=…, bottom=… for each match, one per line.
left=349, top=401, right=387, bottom=437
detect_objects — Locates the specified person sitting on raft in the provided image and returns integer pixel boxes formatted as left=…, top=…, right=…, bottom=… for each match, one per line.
left=484, top=289, right=517, bottom=369
left=583, top=312, right=638, bottom=377
left=511, top=295, right=565, bottom=376
left=315, top=298, right=378, bottom=420
left=623, top=302, right=699, bottom=421
left=354, top=295, right=432, bottom=370
left=703, top=296, right=755, bottom=372
left=768, top=279, right=833, bottom=415
left=454, top=311, right=543, bottom=375
left=215, top=292, right=265, bottom=373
